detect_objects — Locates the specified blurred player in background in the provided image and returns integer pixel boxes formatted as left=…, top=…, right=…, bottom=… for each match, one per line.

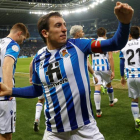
left=29, top=60, right=45, bottom=132
left=0, top=23, right=29, bottom=140
left=91, top=27, right=118, bottom=118
left=120, top=26, right=140, bottom=131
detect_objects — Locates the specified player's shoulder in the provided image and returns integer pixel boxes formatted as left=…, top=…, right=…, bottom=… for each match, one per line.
left=37, top=46, right=47, bottom=55
left=33, top=46, right=47, bottom=60
left=4, top=38, right=20, bottom=53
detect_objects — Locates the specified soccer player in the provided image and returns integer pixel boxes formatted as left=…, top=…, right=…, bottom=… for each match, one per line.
left=120, top=26, right=140, bottom=131
left=0, top=2, right=134, bottom=140
left=29, top=60, right=45, bottom=132
left=69, top=25, right=98, bottom=82
left=91, top=27, right=118, bottom=118
left=0, top=23, right=29, bottom=140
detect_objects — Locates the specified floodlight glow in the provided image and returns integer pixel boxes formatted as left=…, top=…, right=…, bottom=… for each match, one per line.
left=75, top=9, right=82, bottom=13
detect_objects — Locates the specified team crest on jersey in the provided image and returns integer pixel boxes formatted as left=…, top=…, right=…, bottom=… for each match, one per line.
left=60, top=49, right=70, bottom=58
left=12, top=45, right=19, bottom=52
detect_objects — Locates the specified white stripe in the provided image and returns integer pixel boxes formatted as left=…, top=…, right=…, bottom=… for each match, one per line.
left=75, top=46, right=94, bottom=123
left=63, top=54, right=84, bottom=127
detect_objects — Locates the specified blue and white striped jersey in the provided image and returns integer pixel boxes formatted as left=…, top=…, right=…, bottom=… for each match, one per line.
left=92, top=37, right=110, bottom=71
left=120, top=39, right=140, bottom=78
left=32, top=38, right=95, bottom=132
left=0, top=37, right=20, bottom=101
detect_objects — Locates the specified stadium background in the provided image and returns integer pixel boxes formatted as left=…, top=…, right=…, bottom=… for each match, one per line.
left=0, top=0, right=140, bottom=139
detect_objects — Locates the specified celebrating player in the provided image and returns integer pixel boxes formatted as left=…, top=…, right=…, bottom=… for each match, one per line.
left=0, top=2, right=134, bottom=140
left=120, top=26, right=140, bottom=131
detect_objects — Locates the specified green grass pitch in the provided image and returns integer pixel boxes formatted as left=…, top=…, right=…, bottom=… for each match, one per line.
left=12, top=54, right=140, bottom=140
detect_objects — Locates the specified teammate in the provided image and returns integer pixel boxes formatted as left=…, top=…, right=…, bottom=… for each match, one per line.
left=120, top=26, right=140, bottom=131
left=0, top=2, right=134, bottom=140
left=70, top=25, right=97, bottom=82
left=29, top=60, right=45, bottom=132
left=91, top=27, right=118, bottom=118
left=69, top=25, right=85, bottom=38
left=0, top=23, right=29, bottom=140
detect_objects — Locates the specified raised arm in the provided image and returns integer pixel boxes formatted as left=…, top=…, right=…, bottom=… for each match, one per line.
left=91, top=2, right=134, bottom=53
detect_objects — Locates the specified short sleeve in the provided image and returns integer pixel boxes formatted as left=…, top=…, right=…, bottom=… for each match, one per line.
left=119, top=51, right=124, bottom=58
left=5, top=41, right=20, bottom=61
left=32, top=59, right=42, bottom=86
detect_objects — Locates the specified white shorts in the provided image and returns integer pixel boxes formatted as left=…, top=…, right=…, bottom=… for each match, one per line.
left=38, top=94, right=45, bottom=100
left=127, top=78, right=140, bottom=99
left=93, top=71, right=111, bottom=85
left=0, top=99, right=16, bottom=134
left=42, top=120, right=104, bottom=140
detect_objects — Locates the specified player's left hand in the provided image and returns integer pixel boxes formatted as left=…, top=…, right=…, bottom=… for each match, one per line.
left=121, top=77, right=126, bottom=86
left=0, top=83, right=12, bottom=96
left=111, top=72, right=115, bottom=80
left=114, top=2, right=134, bottom=24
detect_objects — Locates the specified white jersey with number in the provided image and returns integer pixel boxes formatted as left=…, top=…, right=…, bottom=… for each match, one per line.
left=120, top=39, right=140, bottom=78
left=92, top=37, right=110, bottom=71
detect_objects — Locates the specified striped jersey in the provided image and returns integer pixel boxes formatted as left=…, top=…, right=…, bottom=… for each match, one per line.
left=0, top=37, right=20, bottom=101
left=92, top=37, right=110, bottom=71
left=32, top=38, right=95, bottom=132
left=120, top=39, right=140, bottom=78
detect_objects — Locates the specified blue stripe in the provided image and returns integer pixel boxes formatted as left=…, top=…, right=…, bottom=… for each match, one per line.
left=96, top=59, right=99, bottom=71
left=50, top=87, right=64, bottom=132
left=42, top=52, right=52, bottom=131
left=131, top=105, right=138, bottom=107
left=93, top=60, right=95, bottom=71
left=101, top=59, right=105, bottom=71
left=105, top=59, right=109, bottom=70
left=95, top=91, right=100, bottom=93
left=131, top=68, right=135, bottom=72
left=107, top=88, right=113, bottom=93
left=56, top=50, right=78, bottom=130
left=68, top=46, right=90, bottom=125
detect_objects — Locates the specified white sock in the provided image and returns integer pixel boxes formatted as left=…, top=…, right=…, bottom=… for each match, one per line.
left=94, top=91, right=101, bottom=111
left=131, top=102, right=139, bottom=123
left=35, top=103, right=43, bottom=121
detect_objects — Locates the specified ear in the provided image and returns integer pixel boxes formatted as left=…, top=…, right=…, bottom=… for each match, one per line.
left=17, top=31, right=22, bottom=36
left=41, top=29, right=48, bottom=38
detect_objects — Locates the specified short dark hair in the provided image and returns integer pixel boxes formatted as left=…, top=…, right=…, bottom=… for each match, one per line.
left=37, top=11, right=62, bottom=43
left=97, top=27, right=107, bottom=37
left=11, top=23, right=29, bottom=39
left=130, top=26, right=140, bottom=39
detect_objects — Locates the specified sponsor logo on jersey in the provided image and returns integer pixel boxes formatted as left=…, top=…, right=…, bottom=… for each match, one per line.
left=60, top=49, right=70, bottom=58
left=12, top=45, right=19, bottom=52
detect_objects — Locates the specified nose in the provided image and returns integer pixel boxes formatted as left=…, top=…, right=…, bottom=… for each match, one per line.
left=62, top=25, right=67, bottom=32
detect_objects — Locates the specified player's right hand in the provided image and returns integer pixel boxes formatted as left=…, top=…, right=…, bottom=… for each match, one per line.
left=94, top=77, right=98, bottom=84
left=0, top=83, right=12, bottom=96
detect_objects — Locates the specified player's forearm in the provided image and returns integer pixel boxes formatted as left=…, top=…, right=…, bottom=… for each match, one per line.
left=101, top=22, right=130, bottom=52
left=2, top=65, right=13, bottom=88
left=120, top=58, right=125, bottom=77
left=109, top=54, right=114, bottom=73
left=12, top=84, right=43, bottom=98
left=87, top=59, right=94, bottom=75
left=29, top=60, right=33, bottom=79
